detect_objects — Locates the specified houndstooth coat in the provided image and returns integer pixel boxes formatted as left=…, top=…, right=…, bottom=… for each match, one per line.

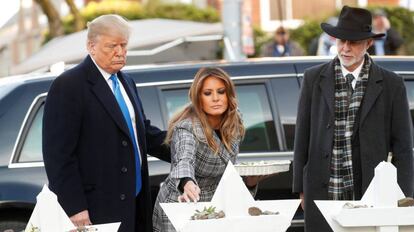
left=153, top=117, right=241, bottom=232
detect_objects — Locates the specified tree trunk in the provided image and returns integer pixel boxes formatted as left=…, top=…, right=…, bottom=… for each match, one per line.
left=34, top=0, right=64, bottom=38
left=65, top=0, right=85, bottom=32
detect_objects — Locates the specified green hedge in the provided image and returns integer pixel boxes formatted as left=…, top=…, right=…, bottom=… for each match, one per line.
left=248, top=26, right=272, bottom=58
left=62, top=0, right=219, bottom=35
left=290, top=19, right=322, bottom=55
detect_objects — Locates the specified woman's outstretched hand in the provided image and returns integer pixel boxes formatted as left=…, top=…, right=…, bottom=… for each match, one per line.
left=178, top=181, right=201, bottom=203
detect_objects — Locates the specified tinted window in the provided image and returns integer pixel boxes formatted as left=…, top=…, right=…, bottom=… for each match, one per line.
left=271, top=78, right=300, bottom=150
left=161, top=84, right=279, bottom=152
left=18, top=104, right=44, bottom=163
left=237, top=84, right=279, bottom=152
left=162, top=88, right=189, bottom=118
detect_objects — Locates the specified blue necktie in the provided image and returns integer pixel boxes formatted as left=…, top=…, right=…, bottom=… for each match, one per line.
left=110, top=74, right=142, bottom=195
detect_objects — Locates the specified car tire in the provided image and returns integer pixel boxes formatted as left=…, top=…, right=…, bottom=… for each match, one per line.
left=0, top=220, right=27, bottom=232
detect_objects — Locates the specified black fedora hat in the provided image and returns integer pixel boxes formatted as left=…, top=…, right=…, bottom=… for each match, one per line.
left=321, top=6, right=385, bottom=41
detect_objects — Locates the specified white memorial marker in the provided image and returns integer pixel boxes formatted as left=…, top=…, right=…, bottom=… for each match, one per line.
left=161, top=162, right=300, bottom=232
left=315, top=162, right=414, bottom=232
left=25, top=185, right=121, bottom=232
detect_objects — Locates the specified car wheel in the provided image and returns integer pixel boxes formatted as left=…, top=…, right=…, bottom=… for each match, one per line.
left=0, top=220, right=27, bottom=232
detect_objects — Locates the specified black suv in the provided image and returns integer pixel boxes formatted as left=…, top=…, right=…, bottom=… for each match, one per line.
left=1, top=57, right=414, bottom=231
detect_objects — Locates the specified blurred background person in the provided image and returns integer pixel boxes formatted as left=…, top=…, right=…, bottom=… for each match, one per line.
left=308, top=17, right=338, bottom=56
left=316, top=17, right=338, bottom=56
left=261, top=26, right=304, bottom=57
left=368, top=9, right=403, bottom=55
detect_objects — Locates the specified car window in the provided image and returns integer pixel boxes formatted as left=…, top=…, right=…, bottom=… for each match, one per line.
left=271, top=78, right=300, bottom=150
left=163, top=88, right=189, bottom=119
left=161, top=84, right=279, bottom=152
left=237, top=84, right=279, bottom=152
left=18, top=104, right=44, bottom=163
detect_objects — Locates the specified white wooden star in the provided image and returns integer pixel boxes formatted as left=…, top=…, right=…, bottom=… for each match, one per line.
left=161, top=162, right=300, bottom=232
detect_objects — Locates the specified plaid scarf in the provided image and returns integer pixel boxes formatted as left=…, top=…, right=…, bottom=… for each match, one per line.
left=328, top=54, right=371, bottom=200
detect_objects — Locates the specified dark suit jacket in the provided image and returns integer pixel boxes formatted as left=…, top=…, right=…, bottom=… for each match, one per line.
left=368, top=28, right=403, bottom=55
left=293, top=59, right=414, bottom=231
left=43, top=55, right=170, bottom=232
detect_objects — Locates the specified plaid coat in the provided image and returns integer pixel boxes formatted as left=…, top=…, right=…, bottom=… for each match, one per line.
left=293, top=59, right=413, bottom=232
left=153, top=118, right=241, bottom=232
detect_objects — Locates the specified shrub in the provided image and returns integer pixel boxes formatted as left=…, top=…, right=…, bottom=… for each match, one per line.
left=248, top=26, right=272, bottom=58
left=145, top=2, right=219, bottom=23
left=61, top=0, right=219, bottom=35
left=290, top=19, right=322, bottom=55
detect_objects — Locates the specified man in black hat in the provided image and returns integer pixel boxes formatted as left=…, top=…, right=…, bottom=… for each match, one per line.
left=293, top=5, right=413, bottom=231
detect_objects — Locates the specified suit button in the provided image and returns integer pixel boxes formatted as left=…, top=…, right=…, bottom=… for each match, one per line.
left=121, top=167, right=128, bottom=173
left=322, top=183, right=328, bottom=188
left=120, top=194, right=126, bottom=200
left=325, top=153, right=329, bottom=158
left=122, top=140, right=128, bottom=146
left=326, top=123, right=331, bottom=129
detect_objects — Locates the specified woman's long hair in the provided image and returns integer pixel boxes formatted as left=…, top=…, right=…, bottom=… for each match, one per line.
left=165, top=67, right=245, bottom=154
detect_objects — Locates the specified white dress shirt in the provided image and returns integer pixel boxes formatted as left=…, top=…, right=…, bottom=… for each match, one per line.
left=341, top=59, right=364, bottom=90
left=91, top=58, right=142, bottom=163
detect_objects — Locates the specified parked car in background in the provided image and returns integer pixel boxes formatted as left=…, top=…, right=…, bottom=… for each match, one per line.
left=1, top=57, right=414, bottom=231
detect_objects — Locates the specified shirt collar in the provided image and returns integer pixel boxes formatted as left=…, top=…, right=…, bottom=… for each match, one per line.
left=90, top=56, right=114, bottom=81
left=341, top=58, right=364, bottom=81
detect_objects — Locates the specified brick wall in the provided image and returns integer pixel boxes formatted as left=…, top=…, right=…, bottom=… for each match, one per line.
left=368, top=0, right=399, bottom=5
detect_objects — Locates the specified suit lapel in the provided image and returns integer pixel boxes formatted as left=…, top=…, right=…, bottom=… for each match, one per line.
left=359, top=64, right=383, bottom=126
left=84, top=56, right=130, bottom=137
left=319, top=60, right=336, bottom=116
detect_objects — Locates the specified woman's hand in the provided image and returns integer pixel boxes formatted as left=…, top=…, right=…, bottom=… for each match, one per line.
left=178, top=181, right=200, bottom=203
left=243, top=174, right=273, bottom=188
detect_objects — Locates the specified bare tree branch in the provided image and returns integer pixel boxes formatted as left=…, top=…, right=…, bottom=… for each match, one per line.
left=34, top=0, right=64, bottom=38
left=65, top=0, right=85, bottom=32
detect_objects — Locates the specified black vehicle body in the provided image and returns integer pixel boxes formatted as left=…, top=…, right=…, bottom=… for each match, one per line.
left=1, top=57, right=414, bottom=231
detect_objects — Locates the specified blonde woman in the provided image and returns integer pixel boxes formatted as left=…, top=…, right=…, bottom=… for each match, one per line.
left=152, top=67, right=258, bottom=232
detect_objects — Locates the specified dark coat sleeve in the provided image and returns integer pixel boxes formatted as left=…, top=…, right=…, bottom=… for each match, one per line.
left=128, top=78, right=171, bottom=163
left=390, top=76, right=414, bottom=196
left=42, top=70, right=88, bottom=216
left=293, top=69, right=313, bottom=193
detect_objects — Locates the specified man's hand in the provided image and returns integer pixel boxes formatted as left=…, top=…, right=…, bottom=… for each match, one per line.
left=178, top=181, right=200, bottom=203
left=70, top=210, right=92, bottom=227
left=300, top=192, right=305, bottom=210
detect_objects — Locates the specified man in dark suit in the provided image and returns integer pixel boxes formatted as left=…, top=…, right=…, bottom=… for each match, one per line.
left=367, top=9, right=403, bottom=55
left=293, top=6, right=413, bottom=232
left=42, top=14, right=170, bottom=232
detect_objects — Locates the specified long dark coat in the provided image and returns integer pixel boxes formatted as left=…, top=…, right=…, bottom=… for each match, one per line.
left=293, top=59, right=414, bottom=232
left=43, top=55, right=170, bottom=232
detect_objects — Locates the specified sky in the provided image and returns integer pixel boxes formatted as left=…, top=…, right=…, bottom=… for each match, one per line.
left=0, top=1, right=20, bottom=28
